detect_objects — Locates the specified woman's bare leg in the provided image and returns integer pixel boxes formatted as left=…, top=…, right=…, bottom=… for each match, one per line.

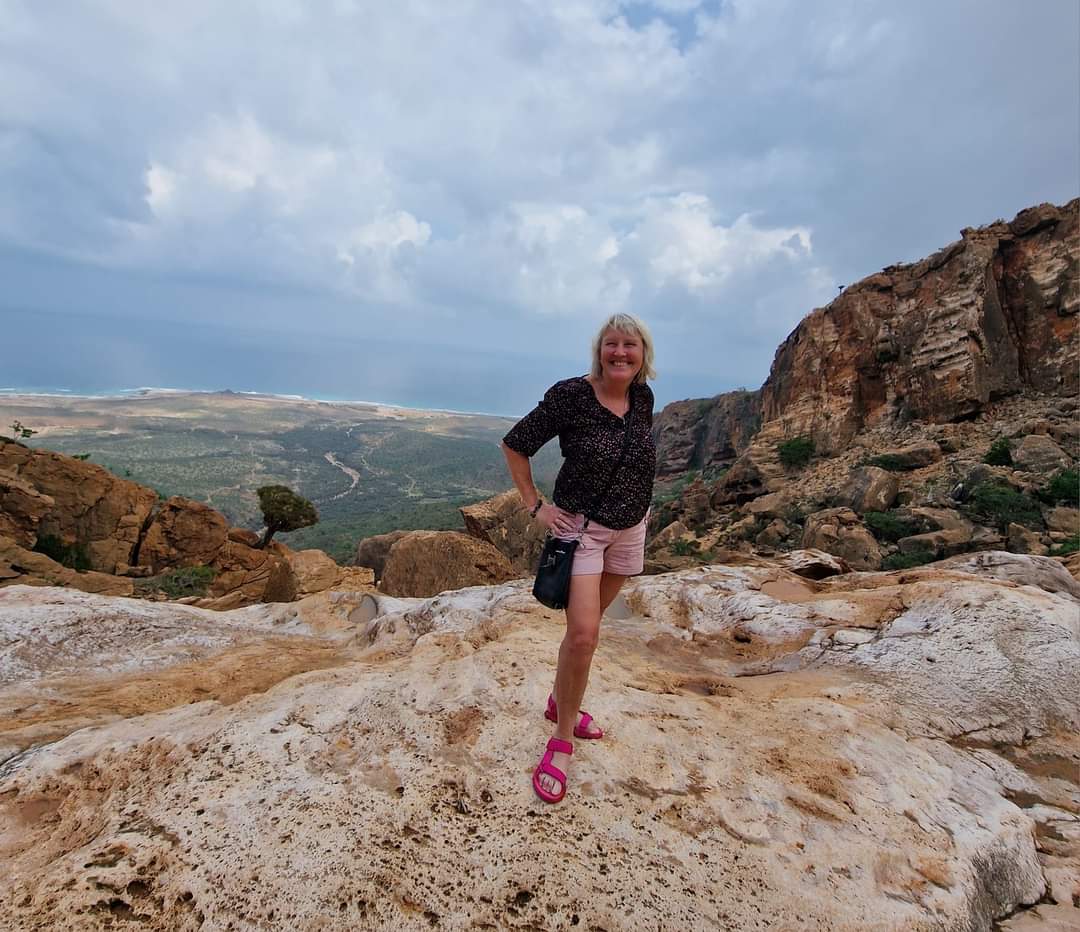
left=550, top=572, right=627, bottom=716
left=540, top=573, right=627, bottom=796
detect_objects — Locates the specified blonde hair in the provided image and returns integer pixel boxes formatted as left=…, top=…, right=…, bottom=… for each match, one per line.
left=590, top=313, right=656, bottom=384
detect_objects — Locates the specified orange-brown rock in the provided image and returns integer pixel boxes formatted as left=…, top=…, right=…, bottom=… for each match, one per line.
left=460, top=489, right=545, bottom=575
left=0, top=470, right=53, bottom=547
left=354, top=529, right=409, bottom=582
left=800, top=507, right=882, bottom=570
left=0, top=440, right=157, bottom=573
left=380, top=530, right=516, bottom=598
left=200, top=538, right=297, bottom=609
left=286, top=548, right=344, bottom=596
left=838, top=466, right=899, bottom=514
left=137, top=496, right=228, bottom=573
left=0, top=535, right=133, bottom=596
left=652, top=389, right=761, bottom=476
left=758, top=199, right=1078, bottom=452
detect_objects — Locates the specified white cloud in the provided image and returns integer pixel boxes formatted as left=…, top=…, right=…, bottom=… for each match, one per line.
left=0, top=0, right=1076, bottom=403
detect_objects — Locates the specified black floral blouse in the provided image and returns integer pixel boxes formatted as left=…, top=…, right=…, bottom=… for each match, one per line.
left=503, top=376, right=656, bottom=529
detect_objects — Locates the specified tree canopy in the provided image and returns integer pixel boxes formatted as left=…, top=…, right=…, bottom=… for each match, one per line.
left=256, top=485, right=318, bottom=548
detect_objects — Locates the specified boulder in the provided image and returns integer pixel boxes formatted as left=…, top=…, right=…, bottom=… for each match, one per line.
left=202, top=539, right=297, bottom=609
left=1006, top=523, right=1049, bottom=557
left=354, top=530, right=410, bottom=582
left=775, top=548, right=851, bottom=579
left=138, top=496, right=229, bottom=573
left=460, top=489, right=545, bottom=576
left=1046, top=507, right=1080, bottom=535
left=286, top=548, right=344, bottom=596
left=380, top=530, right=517, bottom=598
left=838, top=466, right=900, bottom=514
left=743, top=491, right=790, bottom=519
left=872, top=441, right=942, bottom=471
left=0, top=471, right=54, bottom=547
left=650, top=520, right=691, bottom=550
left=0, top=534, right=133, bottom=596
left=711, top=452, right=769, bottom=506
left=228, top=527, right=260, bottom=547
left=800, top=508, right=882, bottom=570
left=1012, top=434, right=1071, bottom=474
left=0, top=441, right=158, bottom=574
left=755, top=518, right=791, bottom=549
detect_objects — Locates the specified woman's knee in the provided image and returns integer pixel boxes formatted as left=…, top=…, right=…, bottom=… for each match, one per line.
left=564, top=624, right=600, bottom=655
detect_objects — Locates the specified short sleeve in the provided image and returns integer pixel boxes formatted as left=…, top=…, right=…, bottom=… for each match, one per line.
left=502, top=384, right=565, bottom=456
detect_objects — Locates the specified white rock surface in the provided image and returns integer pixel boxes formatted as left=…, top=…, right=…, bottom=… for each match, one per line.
left=0, top=554, right=1076, bottom=931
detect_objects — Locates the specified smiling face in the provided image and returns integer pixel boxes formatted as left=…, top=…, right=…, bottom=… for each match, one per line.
left=598, top=327, right=643, bottom=386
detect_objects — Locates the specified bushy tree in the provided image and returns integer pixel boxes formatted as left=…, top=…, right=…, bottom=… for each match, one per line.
left=256, top=485, right=318, bottom=548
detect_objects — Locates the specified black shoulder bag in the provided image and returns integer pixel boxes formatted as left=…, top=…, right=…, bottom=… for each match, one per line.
left=532, top=401, right=635, bottom=610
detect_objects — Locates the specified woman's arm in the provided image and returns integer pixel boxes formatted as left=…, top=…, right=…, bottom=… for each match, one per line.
left=500, top=442, right=572, bottom=535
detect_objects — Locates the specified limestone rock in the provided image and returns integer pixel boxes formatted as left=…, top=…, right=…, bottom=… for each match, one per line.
left=1012, top=434, right=1071, bottom=474
left=137, top=496, right=229, bottom=572
left=0, top=470, right=53, bottom=547
left=0, top=553, right=1076, bottom=930
left=801, top=508, right=882, bottom=570
left=460, top=489, right=545, bottom=575
left=380, top=530, right=516, bottom=598
left=0, top=535, right=133, bottom=596
left=286, top=548, right=344, bottom=596
left=0, top=440, right=158, bottom=574
left=710, top=451, right=773, bottom=505
left=838, top=466, right=900, bottom=514
left=202, top=539, right=297, bottom=609
left=651, top=389, right=761, bottom=476
left=227, top=526, right=260, bottom=546
left=874, top=441, right=943, bottom=471
left=1046, top=507, right=1080, bottom=535
left=1007, top=523, right=1049, bottom=556
left=743, top=491, right=790, bottom=519
left=650, top=520, right=691, bottom=550
left=354, top=529, right=410, bottom=582
left=776, top=548, right=851, bottom=579
left=759, top=199, right=1079, bottom=446
left=754, top=518, right=790, bottom=549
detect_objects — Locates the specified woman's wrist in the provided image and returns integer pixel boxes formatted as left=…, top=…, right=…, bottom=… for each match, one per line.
left=528, top=497, right=544, bottom=517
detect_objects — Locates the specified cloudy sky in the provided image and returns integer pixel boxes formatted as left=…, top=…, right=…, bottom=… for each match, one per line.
left=2, top=0, right=1077, bottom=414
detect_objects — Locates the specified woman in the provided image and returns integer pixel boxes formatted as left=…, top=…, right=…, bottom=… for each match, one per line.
left=501, top=313, right=657, bottom=804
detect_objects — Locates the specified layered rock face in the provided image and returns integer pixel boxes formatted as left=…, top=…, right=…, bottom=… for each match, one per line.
left=652, top=389, right=762, bottom=476
left=380, top=530, right=516, bottom=598
left=760, top=199, right=1078, bottom=451
left=1, top=552, right=1077, bottom=930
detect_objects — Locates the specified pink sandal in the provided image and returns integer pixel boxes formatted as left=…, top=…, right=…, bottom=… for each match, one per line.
left=545, top=693, right=604, bottom=740
left=532, top=737, right=573, bottom=804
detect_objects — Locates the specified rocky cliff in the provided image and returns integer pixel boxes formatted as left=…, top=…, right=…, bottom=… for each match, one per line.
left=648, top=199, right=1079, bottom=573
left=654, top=198, right=1078, bottom=466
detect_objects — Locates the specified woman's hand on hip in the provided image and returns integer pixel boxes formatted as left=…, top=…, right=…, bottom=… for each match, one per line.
left=536, top=503, right=576, bottom=536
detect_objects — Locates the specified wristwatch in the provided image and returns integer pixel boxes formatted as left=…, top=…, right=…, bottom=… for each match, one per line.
left=529, top=498, right=544, bottom=517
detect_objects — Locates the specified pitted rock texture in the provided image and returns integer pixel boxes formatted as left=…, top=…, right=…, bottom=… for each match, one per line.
left=0, top=552, right=1077, bottom=931
left=138, top=496, right=229, bottom=573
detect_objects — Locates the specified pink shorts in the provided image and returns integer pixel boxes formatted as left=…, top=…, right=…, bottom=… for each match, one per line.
left=555, top=509, right=648, bottom=576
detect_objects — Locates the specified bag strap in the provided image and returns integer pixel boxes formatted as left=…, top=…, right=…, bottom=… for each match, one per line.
left=580, top=388, right=635, bottom=531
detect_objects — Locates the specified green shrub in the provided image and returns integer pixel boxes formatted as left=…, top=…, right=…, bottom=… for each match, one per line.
left=964, top=481, right=1043, bottom=531
left=882, top=547, right=936, bottom=570
left=72, top=453, right=92, bottom=461
left=1038, top=468, right=1079, bottom=507
left=864, top=511, right=921, bottom=543
left=778, top=436, right=814, bottom=469
left=670, top=538, right=700, bottom=556
left=1049, top=533, right=1080, bottom=557
left=866, top=454, right=913, bottom=472
left=136, top=565, right=217, bottom=599
left=33, top=534, right=92, bottom=572
left=983, top=438, right=1012, bottom=466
